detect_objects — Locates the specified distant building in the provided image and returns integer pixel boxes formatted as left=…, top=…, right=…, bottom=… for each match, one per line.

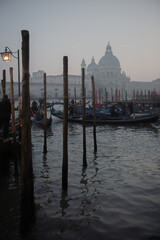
left=29, top=70, right=85, bottom=99
left=1, top=43, right=159, bottom=100
left=82, top=42, right=130, bottom=100
left=81, top=42, right=160, bottom=100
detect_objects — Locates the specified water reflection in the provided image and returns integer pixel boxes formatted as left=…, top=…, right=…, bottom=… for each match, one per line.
left=79, top=156, right=100, bottom=219
left=92, top=152, right=99, bottom=177
left=43, top=154, right=48, bottom=167
left=79, top=168, right=90, bottom=217
left=42, top=154, right=50, bottom=179
left=80, top=168, right=89, bottom=194
left=1, top=121, right=160, bottom=240
left=60, top=191, right=70, bottom=217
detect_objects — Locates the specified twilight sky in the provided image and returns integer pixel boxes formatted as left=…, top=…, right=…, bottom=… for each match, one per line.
left=0, top=0, right=160, bottom=82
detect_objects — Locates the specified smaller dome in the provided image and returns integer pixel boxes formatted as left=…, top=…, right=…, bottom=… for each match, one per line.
left=87, top=57, right=98, bottom=74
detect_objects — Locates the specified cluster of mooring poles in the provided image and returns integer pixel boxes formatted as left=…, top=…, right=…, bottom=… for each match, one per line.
left=0, top=71, right=20, bottom=175
left=1, top=29, right=160, bottom=238
left=62, top=58, right=98, bottom=191
left=0, top=30, right=35, bottom=236
left=1, top=69, right=17, bottom=146
left=1, top=30, right=98, bottom=236
left=94, top=87, right=160, bottom=106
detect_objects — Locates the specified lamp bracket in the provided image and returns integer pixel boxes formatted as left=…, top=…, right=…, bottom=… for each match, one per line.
left=5, top=46, right=18, bottom=59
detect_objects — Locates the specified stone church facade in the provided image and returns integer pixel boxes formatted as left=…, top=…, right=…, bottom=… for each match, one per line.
left=82, top=42, right=131, bottom=100
left=1, top=43, right=159, bottom=101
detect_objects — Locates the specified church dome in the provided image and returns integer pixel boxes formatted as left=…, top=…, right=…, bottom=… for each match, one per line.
left=98, top=42, right=120, bottom=68
left=87, top=57, right=98, bottom=74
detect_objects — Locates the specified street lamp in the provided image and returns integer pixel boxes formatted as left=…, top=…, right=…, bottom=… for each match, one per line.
left=1, top=47, right=20, bottom=97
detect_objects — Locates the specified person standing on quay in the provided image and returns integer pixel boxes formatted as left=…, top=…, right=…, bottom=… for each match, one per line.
left=2, top=94, right=11, bottom=141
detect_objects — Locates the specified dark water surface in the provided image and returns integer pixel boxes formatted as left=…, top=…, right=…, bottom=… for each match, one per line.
left=1, top=117, right=160, bottom=240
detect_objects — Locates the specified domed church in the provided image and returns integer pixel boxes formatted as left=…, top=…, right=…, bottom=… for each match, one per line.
left=81, top=42, right=130, bottom=99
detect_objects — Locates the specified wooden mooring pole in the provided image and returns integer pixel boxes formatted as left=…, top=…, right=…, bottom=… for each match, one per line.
left=18, top=49, right=21, bottom=97
left=82, top=68, right=87, bottom=168
left=43, top=72, right=47, bottom=154
left=74, top=86, right=77, bottom=115
left=62, top=56, right=68, bottom=191
left=10, top=67, right=16, bottom=144
left=20, top=30, right=35, bottom=235
left=2, top=69, right=6, bottom=97
left=91, top=76, right=97, bottom=153
left=105, top=88, right=108, bottom=106
left=74, top=86, right=76, bottom=104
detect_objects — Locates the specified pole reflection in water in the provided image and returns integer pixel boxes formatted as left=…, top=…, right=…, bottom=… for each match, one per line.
left=60, top=191, right=70, bottom=217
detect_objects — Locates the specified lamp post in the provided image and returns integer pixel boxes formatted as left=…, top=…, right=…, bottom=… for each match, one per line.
left=1, top=47, right=20, bottom=97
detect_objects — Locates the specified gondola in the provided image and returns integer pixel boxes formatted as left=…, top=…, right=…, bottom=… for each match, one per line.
left=51, top=109, right=158, bottom=125
left=31, top=116, right=52, bottom=127
left=150, top=120, right=160, bottom=130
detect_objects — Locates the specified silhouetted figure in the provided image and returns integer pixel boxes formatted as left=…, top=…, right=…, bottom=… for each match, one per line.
left=39, top=98, right=44, bottom=108
left=121, top=103, right=126, bottom=116
left=2, top=95, right=11, bottom=140
left=110, top=105, right=115, bottom=117
left=31, top=100, right=38, bottom=112
left=69, top=99, right=74, bottom=116
left=129, top=102, right=133, bottom=115
left=70, top=99, right=74, bottom=105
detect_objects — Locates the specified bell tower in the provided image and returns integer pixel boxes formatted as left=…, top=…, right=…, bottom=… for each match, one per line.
left=81, top=58, right=86, bottom=72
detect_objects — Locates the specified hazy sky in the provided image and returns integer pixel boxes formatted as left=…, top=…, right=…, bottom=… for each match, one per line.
left=0, top=0, right=160, bottom=82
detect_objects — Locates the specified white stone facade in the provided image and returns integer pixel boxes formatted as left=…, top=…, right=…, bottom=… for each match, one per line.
left=82, top=42, right=131, bottom=100
left=1, top=43, right=159, bottom=101
left=29, top=70, right=85, bottom=99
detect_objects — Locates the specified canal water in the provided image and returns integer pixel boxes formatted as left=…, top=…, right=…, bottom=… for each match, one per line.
left=1, top=115, right=160, bottom=240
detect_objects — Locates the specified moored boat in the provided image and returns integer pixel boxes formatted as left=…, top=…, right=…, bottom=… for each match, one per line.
left=150, top=119, right=160, bottom=130
left=32, top=116, right=52, bottom=127
left=51, top=109, right=158, bottom=125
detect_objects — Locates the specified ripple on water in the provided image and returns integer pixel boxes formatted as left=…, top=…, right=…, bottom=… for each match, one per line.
left=1, top=122, right=160, bottom=240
